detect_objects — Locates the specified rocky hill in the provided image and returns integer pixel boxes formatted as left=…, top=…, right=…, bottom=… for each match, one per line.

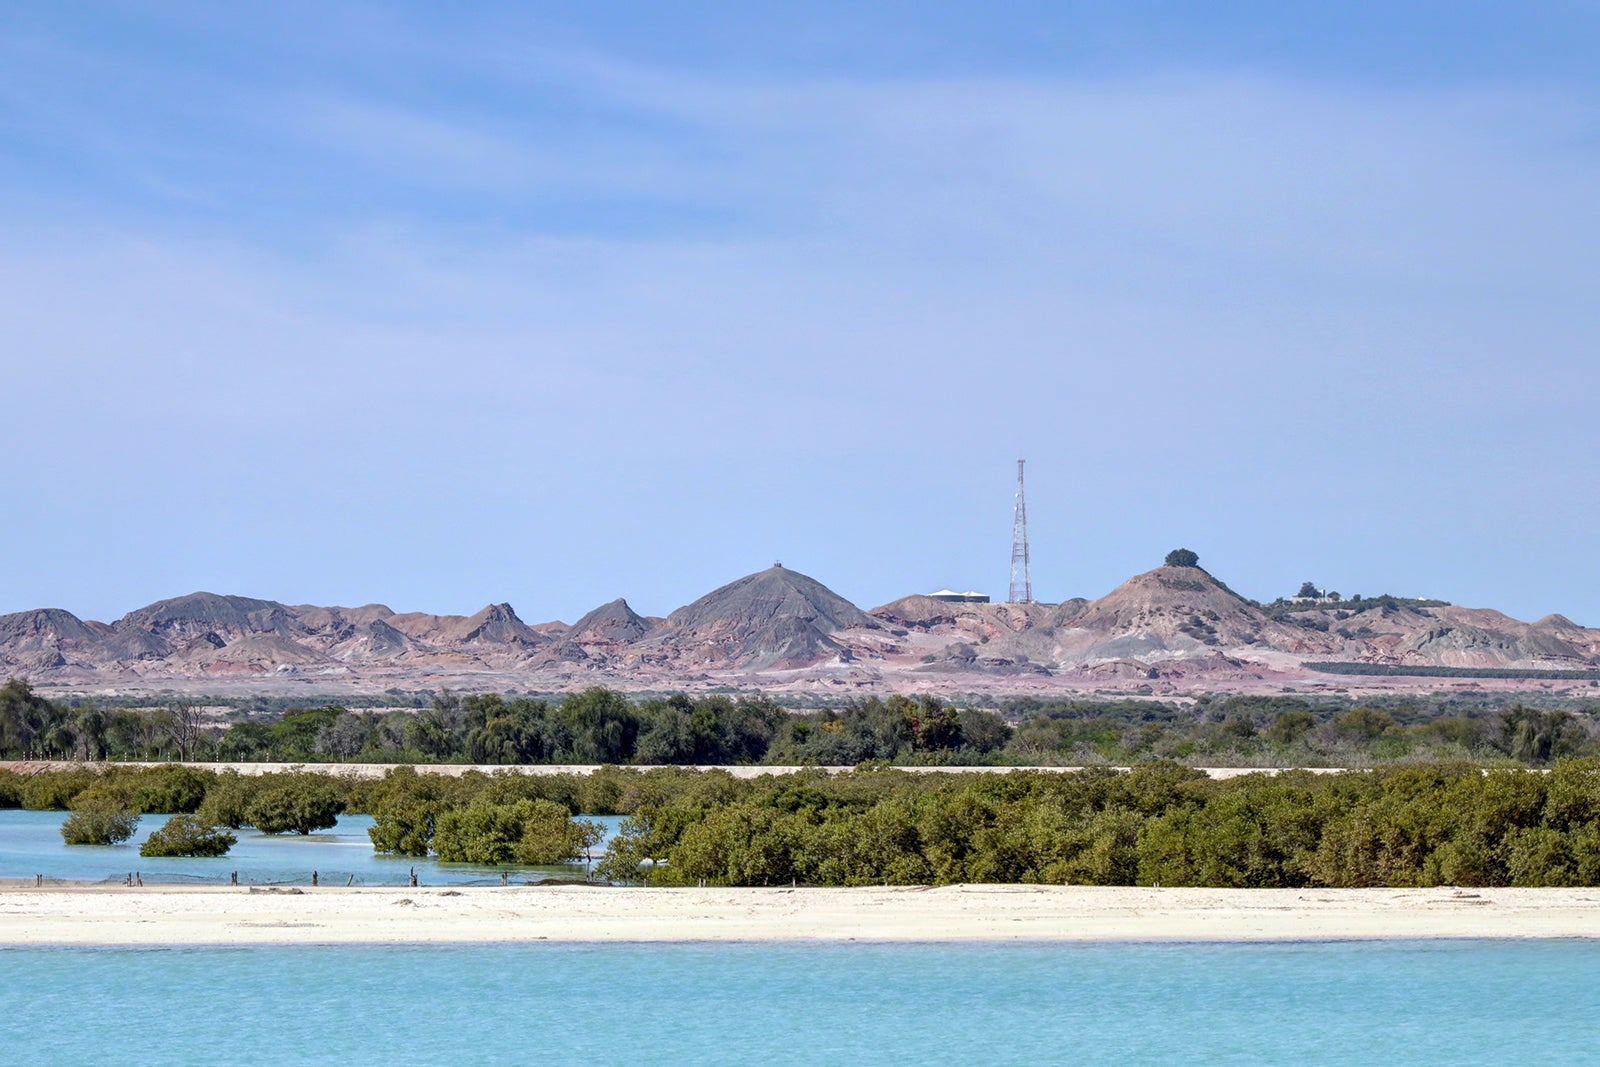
left=548, top=598, right=655, bottom=666
left=1051, top=565, right=1330, bottom=660
left=635, top=565, right=882, bottom=670
left=0, top=608, right=108, bottom=673
left=2, top=560, right=1598, bottom=696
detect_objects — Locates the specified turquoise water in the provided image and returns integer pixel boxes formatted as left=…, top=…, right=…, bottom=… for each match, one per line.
left=3, top=939, right=1599, bottom=1065
left=0, top=809, right=621, bottom=886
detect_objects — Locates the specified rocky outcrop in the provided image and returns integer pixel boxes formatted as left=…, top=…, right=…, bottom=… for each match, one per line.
left=383, top=604, right=547, bottom=667
left=114, top=593, right=294, bottom=652
left=328, top=619, right=419, bottom=663
left=872, top=596, right=1054, bottom=642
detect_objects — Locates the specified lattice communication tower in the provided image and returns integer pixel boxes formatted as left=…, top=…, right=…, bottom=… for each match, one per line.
left=1009, top=458, right=1032, bottom=604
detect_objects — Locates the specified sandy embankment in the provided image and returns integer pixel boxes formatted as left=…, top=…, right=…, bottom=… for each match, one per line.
left=2, top=885, right=1599, bottom=945
left=0, top=761, right=1342, bottom=780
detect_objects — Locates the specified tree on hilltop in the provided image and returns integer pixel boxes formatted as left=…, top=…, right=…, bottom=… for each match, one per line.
left=1164, top=548, right=1200, bottom=568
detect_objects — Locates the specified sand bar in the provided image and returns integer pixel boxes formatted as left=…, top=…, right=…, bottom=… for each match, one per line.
left=3, top=885, right=1599, bottom=945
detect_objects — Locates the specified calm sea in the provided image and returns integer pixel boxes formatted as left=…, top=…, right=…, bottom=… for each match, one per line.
left=3, top=940, right=1599, bottom=1065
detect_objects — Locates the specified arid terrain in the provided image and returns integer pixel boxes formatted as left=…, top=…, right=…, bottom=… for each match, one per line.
left=4, top=563, right=1598, bottom=700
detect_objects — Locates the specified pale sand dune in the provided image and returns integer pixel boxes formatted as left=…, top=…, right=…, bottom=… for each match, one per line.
left=3, top=885, right=1600, bottom=945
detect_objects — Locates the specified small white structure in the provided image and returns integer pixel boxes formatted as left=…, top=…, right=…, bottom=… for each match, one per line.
left=926, top=589, right=991, bottom=604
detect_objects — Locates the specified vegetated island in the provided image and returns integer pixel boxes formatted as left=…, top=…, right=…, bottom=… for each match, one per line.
left=11, top=758, right=1600, bottom=890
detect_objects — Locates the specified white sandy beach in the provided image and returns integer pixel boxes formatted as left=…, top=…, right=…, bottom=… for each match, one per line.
left=2, top=884, right=1599, bottom=945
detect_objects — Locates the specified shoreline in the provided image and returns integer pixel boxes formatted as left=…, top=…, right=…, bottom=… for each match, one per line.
left=5, top=885, right=1600, bottom=946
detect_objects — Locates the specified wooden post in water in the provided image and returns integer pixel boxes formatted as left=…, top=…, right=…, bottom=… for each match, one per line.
left=312, top=870, right=318, bottom=887
left=410, top=867, right=418, bottom=888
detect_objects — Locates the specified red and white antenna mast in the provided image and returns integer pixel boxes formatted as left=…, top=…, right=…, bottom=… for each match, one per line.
left=1009, top=458, right=1032, bottom=603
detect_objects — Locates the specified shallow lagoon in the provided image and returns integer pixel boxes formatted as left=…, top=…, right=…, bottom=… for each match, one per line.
left=5, top=939, right=1600, bottom=1065
left=0, top=809, right=620, bottom=886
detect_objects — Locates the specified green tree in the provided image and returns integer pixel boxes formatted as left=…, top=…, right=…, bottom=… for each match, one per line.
left=247, top=779, right=343, bottom=834
left=1264, top=711, right=1315, bottom=746
left=1501, top=706, right=1582, bottom=765
left=20, top=767, right=97, bottom=810
left=70, top=703, right=110, bottom=760
left=218, top=721, right=273, bottom=761
left=131, top=765, right=213, bottom=813
left=895, top=695, right=962, bottom=754
left=269, top=706, right=344, bottom=760
left=366, top=768, right=450, bottom=856
left=634, top=702, right=704, bottom=764
left=368, top=797, right=440, bottom=856
left=432, top=798, right=600, bottom=866
left=1164, top=548, right=1200, bottom=568
left=596, top=812, right=670, bottom=884
left=957, top=709, right=1012, bottom=755
left=106, top=709, right=164, bottom=760
left=140, top=815, right=236, bottom=857
left=0, top=677, right=58, bottom=758
left=557, top=688, right=641, bottom=763
left=61, top=804, right=140, bottom=845
left=315, top=712, right=374, bottom=760
left=197, top=772, right=256, bottom=828
left=1333, top=707, right=1395, bottom=743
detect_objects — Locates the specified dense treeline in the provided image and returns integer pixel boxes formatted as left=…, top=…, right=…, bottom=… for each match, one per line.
left=996, top=696, right=1600, bottom=766
left=6, top=677, right=1600, bottom=769
left=598, top=761, right=1600, bottom=888
left=13, top=760, right=1600, bottom=888
left=0, top=680, right=1010, bottom=766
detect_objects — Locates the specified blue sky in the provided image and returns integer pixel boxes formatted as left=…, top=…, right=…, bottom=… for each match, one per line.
left=3, top=2, right=1598, bottom=626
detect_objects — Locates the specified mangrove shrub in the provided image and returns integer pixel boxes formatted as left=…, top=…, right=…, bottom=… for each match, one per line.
left=139, top=815, right=236, bottom=857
